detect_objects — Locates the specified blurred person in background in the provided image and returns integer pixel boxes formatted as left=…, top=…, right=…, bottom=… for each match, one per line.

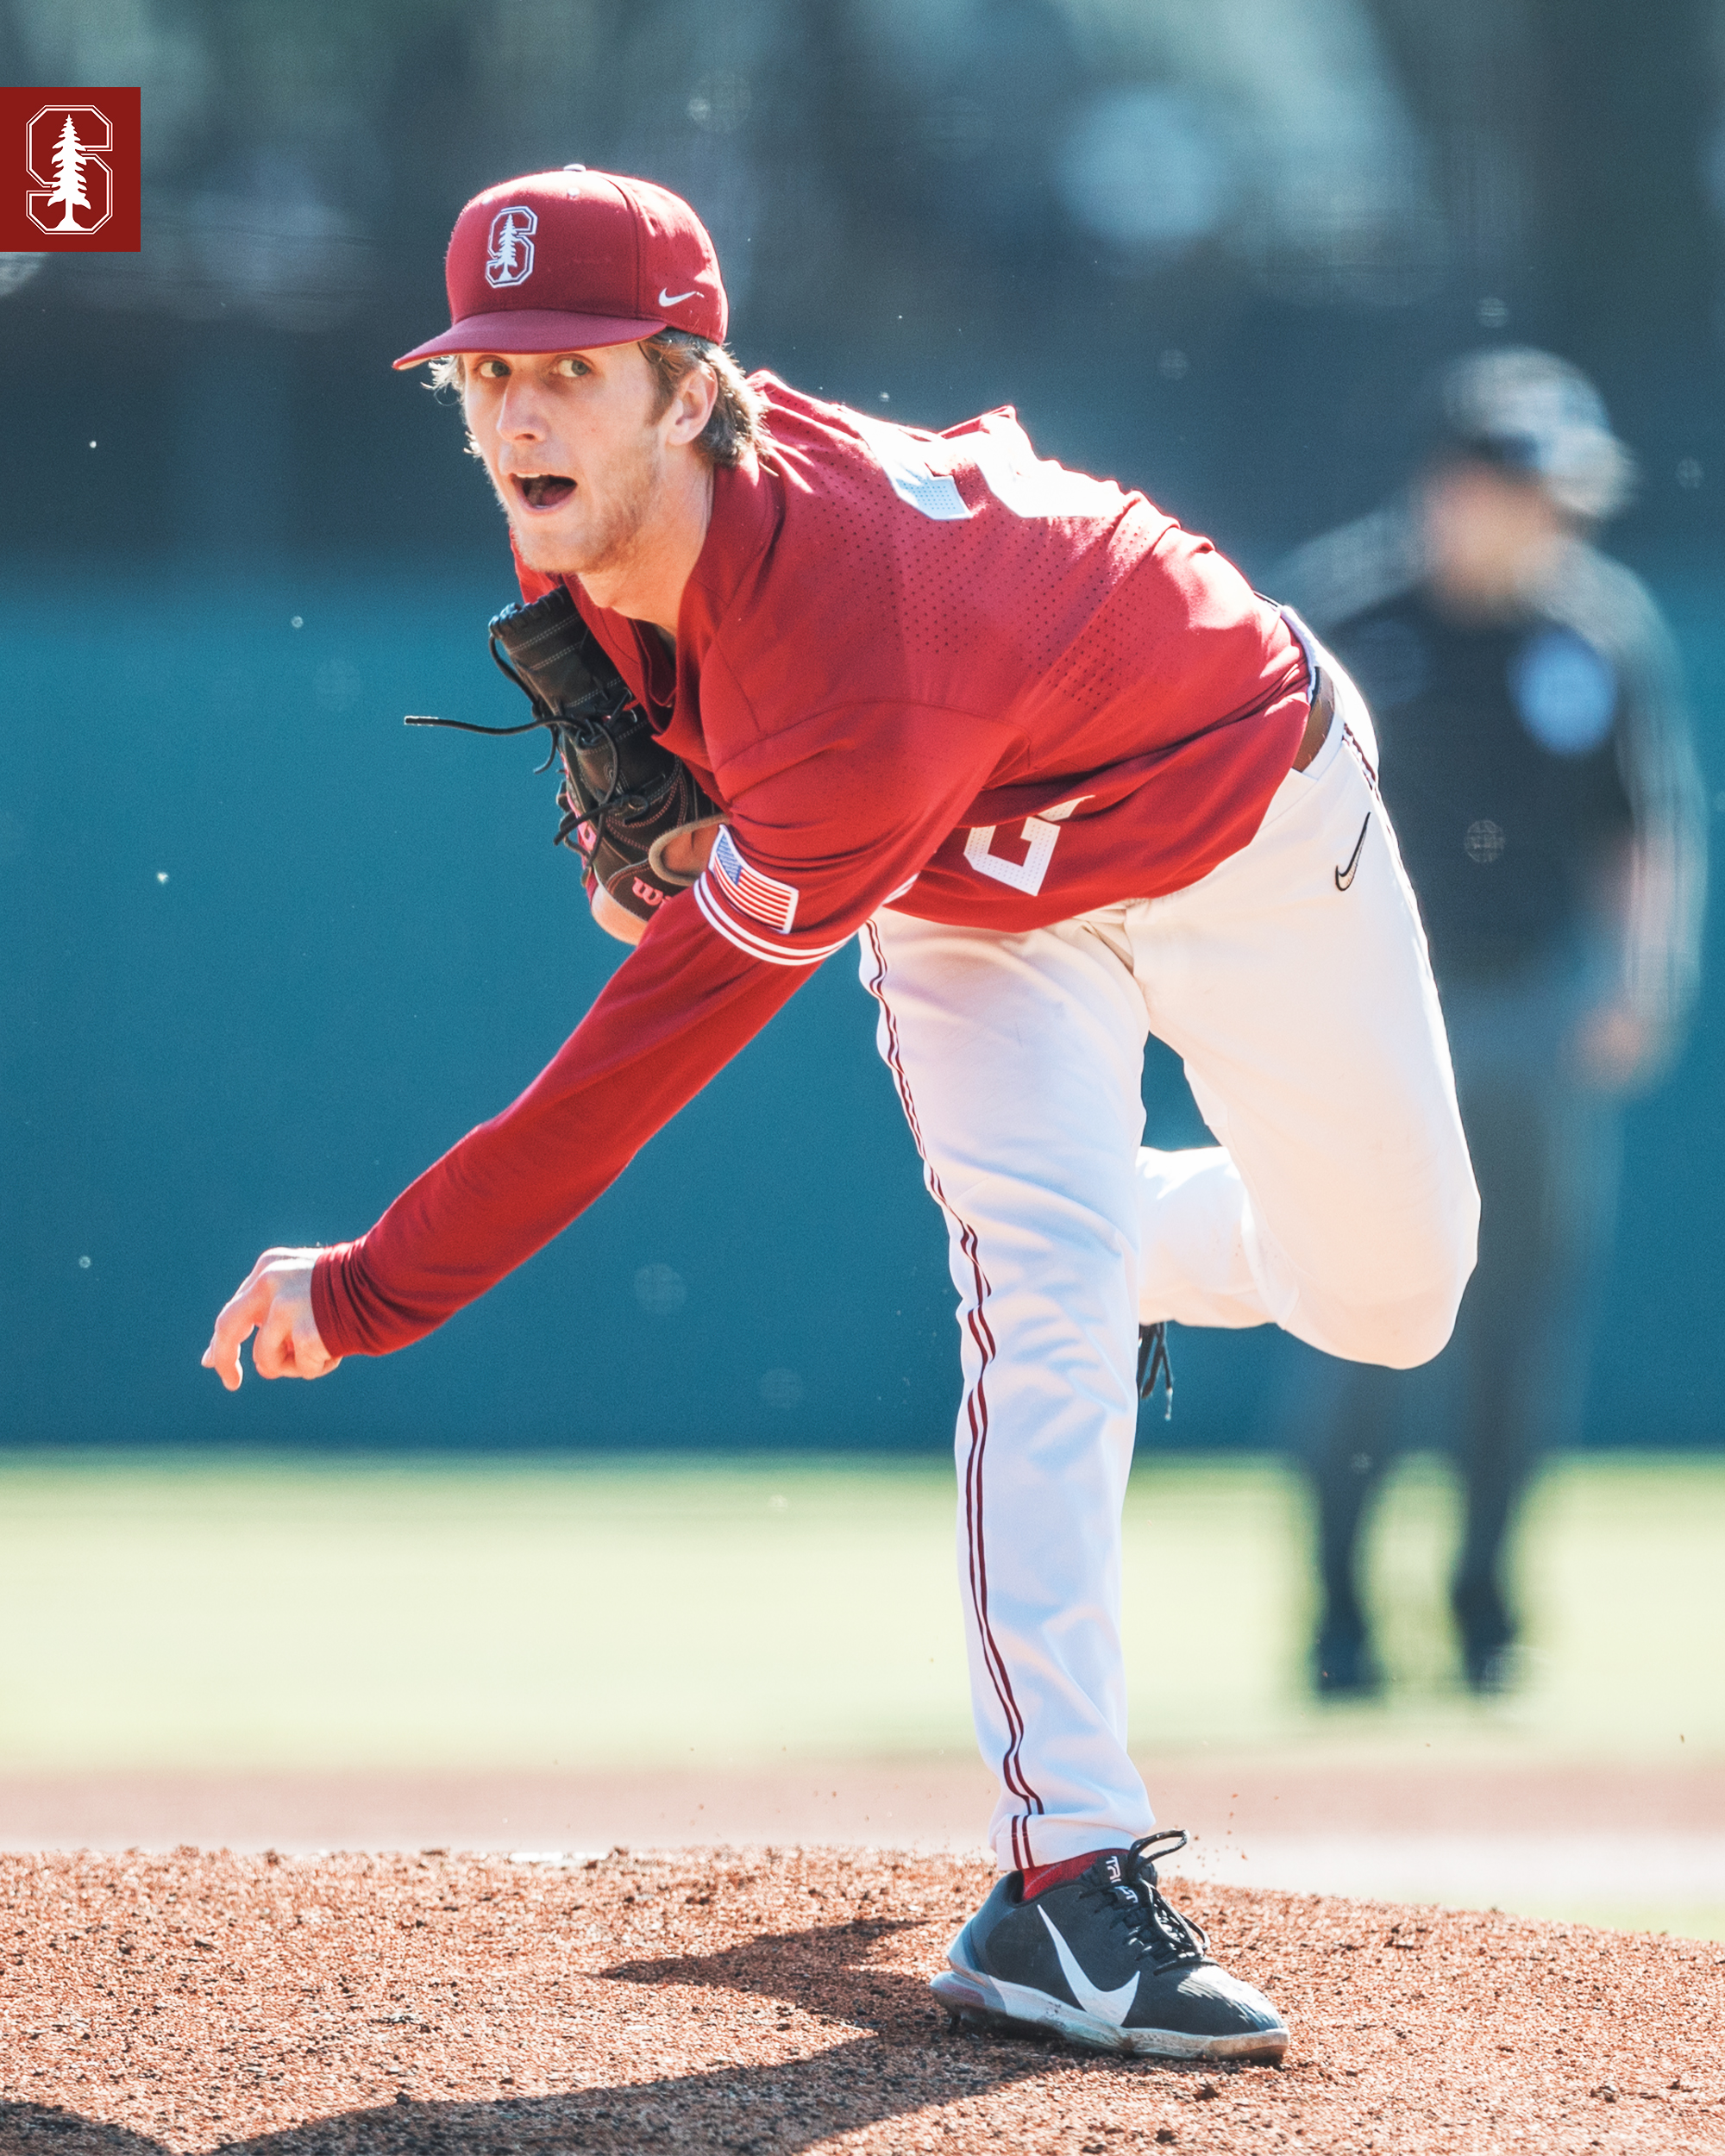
left=1279, top=348, right=1707, bottom=1696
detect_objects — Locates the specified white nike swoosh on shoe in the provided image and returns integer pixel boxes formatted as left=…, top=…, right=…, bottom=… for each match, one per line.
left=1038, top=1906, right=1139, bottom=2025
left=658, top=286, right=699, bottom=306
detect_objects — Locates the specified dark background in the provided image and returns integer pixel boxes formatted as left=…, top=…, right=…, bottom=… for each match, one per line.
left=3, top=0, right=1722, bottom=1450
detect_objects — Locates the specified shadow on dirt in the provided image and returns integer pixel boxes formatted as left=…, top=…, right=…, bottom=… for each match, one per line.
left=0, top=2041, right=1052, bottom=2156
left=0, top=1920, right=1105, bottom=2153
left=604, top=1911, right=950, bottom=2030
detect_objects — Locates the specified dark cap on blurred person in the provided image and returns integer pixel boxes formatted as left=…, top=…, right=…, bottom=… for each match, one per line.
left=1432, top=351, right=1639, bottom=528
left=1429, top=348, right=1635, bottom=523
left=392, top=167, right=726, bottom=370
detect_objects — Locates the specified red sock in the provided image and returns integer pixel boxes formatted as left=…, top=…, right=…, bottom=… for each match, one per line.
left=1021, top=1848, right=1129, bottom=1899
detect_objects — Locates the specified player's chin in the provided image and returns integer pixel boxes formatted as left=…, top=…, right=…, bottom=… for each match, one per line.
left=508, top=502, right=586, bottom=573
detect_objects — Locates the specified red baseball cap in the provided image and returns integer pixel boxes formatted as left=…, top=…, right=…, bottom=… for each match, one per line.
left=392, top=166, right=727, bottom=370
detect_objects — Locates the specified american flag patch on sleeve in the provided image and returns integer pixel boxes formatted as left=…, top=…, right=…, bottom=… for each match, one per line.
left=711, top=825, right=800, bottom=933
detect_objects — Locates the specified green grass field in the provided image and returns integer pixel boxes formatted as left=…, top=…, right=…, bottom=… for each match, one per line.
left=0, top=1449, right=1717, bottom=1773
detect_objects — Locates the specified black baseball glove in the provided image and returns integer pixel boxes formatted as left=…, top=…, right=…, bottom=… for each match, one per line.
left=407, top=584, right=721, bottom=925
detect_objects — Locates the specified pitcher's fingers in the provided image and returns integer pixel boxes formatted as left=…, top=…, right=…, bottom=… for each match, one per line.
left=271, top=1312, right=328, bottom=1381
left=252, top=1293, right=298, bottom=1381
left=200, top=1338, right=245, bottom=1391
left=290, top=1307, right=341, bottom=1380
left=202, top=1274, right=273, bottom=1391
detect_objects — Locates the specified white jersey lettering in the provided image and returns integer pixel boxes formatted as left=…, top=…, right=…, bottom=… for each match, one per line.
left=963, top=796, right=1088, bottom=897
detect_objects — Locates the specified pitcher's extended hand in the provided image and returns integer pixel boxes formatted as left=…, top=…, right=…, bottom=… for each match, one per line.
left=203, top=1248, right=342, bottom=1390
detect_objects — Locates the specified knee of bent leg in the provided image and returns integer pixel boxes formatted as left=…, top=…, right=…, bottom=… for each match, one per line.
left=1307, top=1275, right=1463, bottom=1369
left=1359, top=1276, right=1469, bottom=1369
left=1308, top=1191, right=1479, bottom=1371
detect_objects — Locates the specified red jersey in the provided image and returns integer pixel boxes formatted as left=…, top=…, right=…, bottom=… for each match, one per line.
left=312, top=379, right=1308, bottom=1357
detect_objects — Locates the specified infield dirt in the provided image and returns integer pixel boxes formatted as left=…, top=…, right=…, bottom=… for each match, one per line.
left=2, top=1849, right=1722, bottom=2154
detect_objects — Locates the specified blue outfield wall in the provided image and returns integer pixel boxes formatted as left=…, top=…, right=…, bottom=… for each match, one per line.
left=1, top=560, right=1720, bottom=1451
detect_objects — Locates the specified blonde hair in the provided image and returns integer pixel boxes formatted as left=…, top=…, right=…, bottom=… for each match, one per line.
left=426, top=333, right=764, bottom=467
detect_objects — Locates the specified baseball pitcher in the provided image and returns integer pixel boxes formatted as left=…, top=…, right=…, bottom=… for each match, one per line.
left=204, top=169, right=1479, bottom=2060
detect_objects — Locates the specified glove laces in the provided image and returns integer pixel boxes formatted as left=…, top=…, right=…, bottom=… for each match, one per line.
left=405, top=630, right=671, bottom=878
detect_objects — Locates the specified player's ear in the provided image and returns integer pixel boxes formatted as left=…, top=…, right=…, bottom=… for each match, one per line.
left=666, top=358, right=719, bottom=447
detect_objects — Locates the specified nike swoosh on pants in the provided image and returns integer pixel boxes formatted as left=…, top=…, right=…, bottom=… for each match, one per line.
left=1334, top=813, right=1371, bottom=891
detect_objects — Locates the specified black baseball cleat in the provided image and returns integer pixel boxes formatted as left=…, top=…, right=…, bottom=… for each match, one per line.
left=1311, top=1613, right=1384, bottom=1699
left=932, top=1831, right=1289, bottom=2061
left=1452, top=1575, right=1520, bottom=1695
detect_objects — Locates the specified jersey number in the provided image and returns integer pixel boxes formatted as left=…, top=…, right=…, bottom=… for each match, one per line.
left=963, top=798, right=1088, bottom=898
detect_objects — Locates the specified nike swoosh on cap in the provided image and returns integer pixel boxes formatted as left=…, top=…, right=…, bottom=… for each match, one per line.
left=658, top=286, right=699, bottom=307
left=1037, top=1907, right=1139, bottom=2025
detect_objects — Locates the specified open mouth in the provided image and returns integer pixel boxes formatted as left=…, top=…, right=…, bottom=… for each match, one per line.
left=513, top=473, right=575, bottom=511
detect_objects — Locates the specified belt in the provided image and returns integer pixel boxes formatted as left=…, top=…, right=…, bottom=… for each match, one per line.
left=1292, top=662, right=1335, bottom=774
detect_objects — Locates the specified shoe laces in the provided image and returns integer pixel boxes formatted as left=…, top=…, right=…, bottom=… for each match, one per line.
left=1079, top=1831, right=1209, bottom=1969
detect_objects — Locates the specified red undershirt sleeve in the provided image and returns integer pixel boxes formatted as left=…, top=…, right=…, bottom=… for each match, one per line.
left=310, top=894, right=809, bottom=1358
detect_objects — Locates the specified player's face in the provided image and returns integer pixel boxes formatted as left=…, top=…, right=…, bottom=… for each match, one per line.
left=1420, top=459, right=1567, bottom=613
left=461, top=343, right=675, bottom=580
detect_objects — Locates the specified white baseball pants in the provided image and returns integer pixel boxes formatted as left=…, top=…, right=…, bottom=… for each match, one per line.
left=858, top=667, right=1478, bottom=1871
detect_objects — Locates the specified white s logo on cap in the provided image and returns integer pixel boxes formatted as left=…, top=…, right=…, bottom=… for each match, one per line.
left=486, top=205, right=537, bottom=288
left=658, top=285, right=699, bottom=307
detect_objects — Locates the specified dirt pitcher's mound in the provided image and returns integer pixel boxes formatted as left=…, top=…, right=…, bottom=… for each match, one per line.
left=0, top=1850, right=1721, bottom=2155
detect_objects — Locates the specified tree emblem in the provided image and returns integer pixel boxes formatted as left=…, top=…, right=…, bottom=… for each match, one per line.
left=485, top=204, right=537, bottom=288
left=25, top=103, right=116, bottom=238
left=47, top=116, right=91, bottom=231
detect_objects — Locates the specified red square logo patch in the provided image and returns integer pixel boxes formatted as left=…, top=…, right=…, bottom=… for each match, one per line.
left=0, top=88, right=141, bottom=252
